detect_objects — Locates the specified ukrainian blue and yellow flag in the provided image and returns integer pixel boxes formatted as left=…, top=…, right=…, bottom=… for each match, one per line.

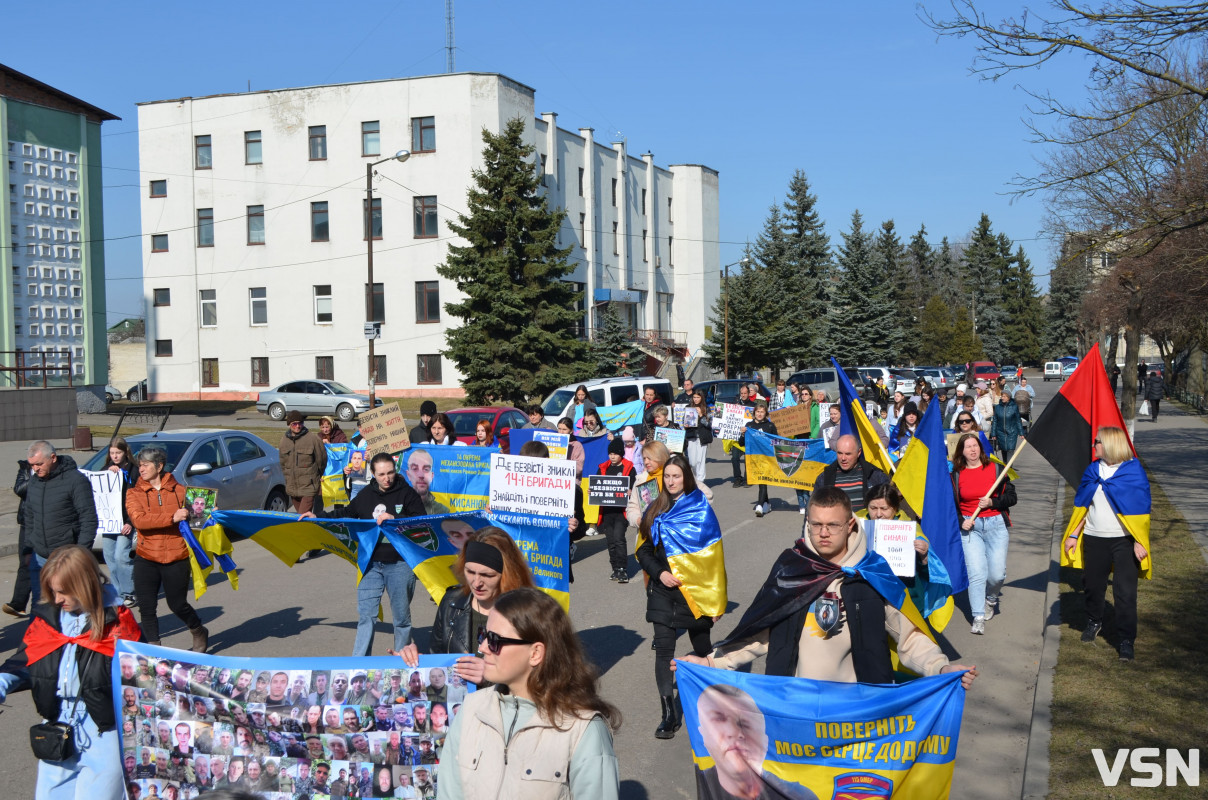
left=675, top=660, right=968, bottom=800
left=892, top=400, right=967, bottom=630
left=832, top=357, right=896, bottom=476
left=744, top=428, right=835, bottom=491
left=181, top=520, right=239, bottom=599
left=321, top=444, right=366, bottom=507
left=1061, top=457, right=1153, bottom=579
left=649, top=489, right=727, bottom=618
left=209, top=508, right=572, bottom=609
left=573, top=398, right=646, bottom=429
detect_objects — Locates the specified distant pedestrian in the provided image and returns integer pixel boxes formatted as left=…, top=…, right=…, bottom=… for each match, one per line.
left=991, top=390, right=1025, bottom=464
left=3, top=458, right=33, bottom=617
left=99, top=437, right=138, bottom=607
left=279, top=410, right=327, bottom=514
left=410, top=401, right=437, bottom=445
left=1110, top=365, right=1121, bottom=395
left=1143, top=370, right=1165, bottom=421
left=22, top=441, right=97, bottom=604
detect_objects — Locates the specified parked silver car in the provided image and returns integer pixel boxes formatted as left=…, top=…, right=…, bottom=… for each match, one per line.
left=914, top=367, right=957, bottom=392
left=82, top=429, right=290, bottom=547
left=256, top=379, right=383, bottom=421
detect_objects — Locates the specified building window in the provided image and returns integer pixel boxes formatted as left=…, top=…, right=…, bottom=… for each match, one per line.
left=578, top=168, right=584, bottom=197
left=363, top=198, right=382, bottom=240
left=197, top=208, right=214, bottom=247
left=200, top=289, right=217, bottom=327
left=314, top=284, right=333, bottom=323
left=250, top=287, right=267, bottom=325
left=642, top=229, right=648, bottom=262
left=668, top=236, right=673, bottom=267
left=579, top=213, right=586, bottom=247
left=362, top=121, right=380, bottom=157
left=315, top=356, right=334, bottom=380
left=415, top=281, right=440, bottom=323
left=417, top=354, right=442, bottom=385
left=251, top=357, right=270, bottom=386
left=641, top=188, right=647, bottom=215
left=668, top=196, right=673, bottom=222
left=612, top=222, right=619, bottom=255
left=195, top=135, right=212, bottom=169
left=369, top=354, right=388, bottom=385
left=151, top=234, right=168, bottom=252
left=311, top=202, right=329, bottom=241
left=411, top=116, right=435, bottom=153
left=153, top=288, right=171, bottom=307
left=245, top=130, right=263, bottom=165
left=365, top=282, right=384, bottom=322
left=201, top=358, right=219, bottom=387
left=611, top=178, right=617, bottom=206
left=308, top=125, right=327, bottom=160
left=247, top=205, right=265, bottom=245
left=413, top=196, right=437, bottom=238
left=540, top=154, right=547, bottom=186
left=155, top=339, right=173, bottom=357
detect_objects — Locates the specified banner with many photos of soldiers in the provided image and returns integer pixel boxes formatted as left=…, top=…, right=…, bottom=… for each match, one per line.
left=114, top=641, right=472, bottom=800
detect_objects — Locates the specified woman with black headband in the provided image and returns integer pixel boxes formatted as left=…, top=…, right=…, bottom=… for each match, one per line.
left=394, top=528, right=535, bottom=686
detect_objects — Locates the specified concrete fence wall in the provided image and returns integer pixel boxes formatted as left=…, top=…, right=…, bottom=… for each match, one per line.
left=0, top=388, right=78, bottom=442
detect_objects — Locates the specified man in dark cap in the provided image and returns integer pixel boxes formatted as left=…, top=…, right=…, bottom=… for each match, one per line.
left=410, top=401, right=437, bottom=444
left=279, top=410, right=327, bottom=515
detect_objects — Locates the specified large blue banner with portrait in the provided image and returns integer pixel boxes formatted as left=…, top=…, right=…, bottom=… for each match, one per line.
left=113, top=642, right=469, bottom=799
left=675, top=661, right=967, bottom=800
left=396, top=444, right=494, bottom=513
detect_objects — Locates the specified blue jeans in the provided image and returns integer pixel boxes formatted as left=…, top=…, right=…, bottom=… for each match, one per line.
left=354, top=560, right=417, bottom=656
left=29, top=552, right=48, bottom=605
left=100, top=534, right=135, bottom=599
left=961, top=514, right=1009, bottom=617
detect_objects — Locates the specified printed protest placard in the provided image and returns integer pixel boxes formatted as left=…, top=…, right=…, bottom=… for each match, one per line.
left=866, top=519, right=917, bottom=577
left=587, top=475, right=630, bottom=507
left=672, top=403, right=688, bottom=425
left=945, top=432, right=962, bottom=460
left=489, top=453, right=577, bottom=515
left=184, top=486, right=219, bottom=531
left=634, top=478, right=660, bottom=515
left=531, top=430, right=569, bottom=461
left=718, top=404, right=752, bottom=441
left=682, top=407, right=700, bottom=428
left=769, top=404, right=813, bottom=438
left=654, top=427, right=686, bottom=453
left=356, top=405, right=410, bottom=456
left=81, top=469, right=123, bottom=536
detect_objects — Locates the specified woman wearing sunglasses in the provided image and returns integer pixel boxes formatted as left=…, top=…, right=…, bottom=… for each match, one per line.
left=394, top=528, right=534, bottom=687
left=440, top=587, right=621, bottom=800
left=952, top=412, right=993, bottom=458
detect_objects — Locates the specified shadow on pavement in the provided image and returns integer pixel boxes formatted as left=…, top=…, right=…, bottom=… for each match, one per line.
left=578, top=624, right=644, bottom=676
left=620, top=779, right=651, bottom=800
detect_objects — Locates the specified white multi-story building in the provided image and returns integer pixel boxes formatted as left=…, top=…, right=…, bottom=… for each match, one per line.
left=1, top=64, right=117, bottom=390
left=137, top=72, right=719, bottom=399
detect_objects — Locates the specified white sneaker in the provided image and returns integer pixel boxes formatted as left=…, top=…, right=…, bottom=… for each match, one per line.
left=971, top=617, right=985, bottom=635
left=755, top=504, right=764, bottom=517
left=799, top=507, right=806, bottom=515
left=584, top=525, right=598, bottom=538
left=984, top=598, right=997, bottom=621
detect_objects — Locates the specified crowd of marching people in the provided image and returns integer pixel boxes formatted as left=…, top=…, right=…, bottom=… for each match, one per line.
left=0, top=357, right=1157, bottom=800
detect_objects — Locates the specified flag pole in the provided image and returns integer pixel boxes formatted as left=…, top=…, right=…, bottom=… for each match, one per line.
left=964, top=438, right=1030, bottom=524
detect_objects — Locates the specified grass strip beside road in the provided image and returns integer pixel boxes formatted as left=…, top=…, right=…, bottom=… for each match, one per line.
left=1048, top=468, right=1208, bottom=797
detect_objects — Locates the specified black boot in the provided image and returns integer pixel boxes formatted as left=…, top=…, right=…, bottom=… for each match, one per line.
left=657, top=696, right=686, bottom=739
left=190, top=625, right=210, bottom=654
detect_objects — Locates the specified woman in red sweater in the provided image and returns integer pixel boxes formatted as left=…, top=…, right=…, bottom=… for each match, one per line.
left=951, top=433, right=1016, bottom=636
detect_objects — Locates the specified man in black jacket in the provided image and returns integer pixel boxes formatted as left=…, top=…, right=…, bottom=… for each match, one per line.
left=1143, top=369, right=1165, bottom=422
left=409, top=401, right=437, bottom=444
left=812, top=435, right=888, bottom=516
left=23, top=441, right=97, bottom=603
left=306, top=452, right=425, bottom=656
left=3, top=459, right=33, bottom=616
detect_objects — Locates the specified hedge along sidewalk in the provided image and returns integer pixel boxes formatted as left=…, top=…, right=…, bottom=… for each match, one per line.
left=1046, top=409, right=1208, bottom=797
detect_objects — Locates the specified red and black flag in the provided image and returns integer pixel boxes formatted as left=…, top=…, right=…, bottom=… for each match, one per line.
left=1028, top=343, right=1134, bottom=487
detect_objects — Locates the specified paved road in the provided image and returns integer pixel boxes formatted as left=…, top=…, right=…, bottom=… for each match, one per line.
left=0, top=379, right=1069, bottom=798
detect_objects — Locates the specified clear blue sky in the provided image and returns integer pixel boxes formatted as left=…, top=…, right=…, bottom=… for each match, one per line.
left=5, top=1, right=1091, bottom=324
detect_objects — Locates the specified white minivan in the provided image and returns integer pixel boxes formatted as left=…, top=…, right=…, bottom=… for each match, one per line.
left=541, top=376, right=674, bottom=423
left=1044, top=362, right=1064, bottom=382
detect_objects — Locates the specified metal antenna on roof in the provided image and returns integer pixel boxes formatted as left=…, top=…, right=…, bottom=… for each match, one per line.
left=445, top=0, right=455, bottom=73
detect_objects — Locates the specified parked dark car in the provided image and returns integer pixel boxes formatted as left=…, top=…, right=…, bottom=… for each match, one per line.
left=674, top=379, right=771, bottom=406
left=445, top=407, right=528, bottom=453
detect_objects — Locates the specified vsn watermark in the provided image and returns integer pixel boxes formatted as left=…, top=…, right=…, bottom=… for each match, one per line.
left=1093, top=749, right=1200, bottom=787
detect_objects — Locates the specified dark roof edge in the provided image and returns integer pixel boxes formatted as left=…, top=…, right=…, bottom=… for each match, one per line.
left=0, top=63, right=120, bottom=122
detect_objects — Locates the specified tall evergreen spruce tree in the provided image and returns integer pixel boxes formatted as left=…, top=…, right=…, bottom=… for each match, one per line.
left=828, top=211, right=893, bottom=365
left=703, top=248, right=777, bottom=376
left=592, top=302, right=634, bottom=376
left=918, top=296, right=954, bottom=364
left=781, top=171, right=832, bottom=366
left=932, top=236, right=965, bottom=310
left=437, top=118, right=590, bottom=405
left=947, top=305, right=985, bottom=364
left=874, top=219, right=911, bottom=362
left=1044, top=252, right=1092, bottom=357
left=907, top=224, right=936, bottom=312
left=961, top=215, right=1009, bottom=363
left=1001, top=245, right=1045, bottom=365
left=750, top=204, right=792, bottom=374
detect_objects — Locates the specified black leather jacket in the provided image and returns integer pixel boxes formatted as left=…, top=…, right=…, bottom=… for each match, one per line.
left=431, top=588, right=474, bottom=655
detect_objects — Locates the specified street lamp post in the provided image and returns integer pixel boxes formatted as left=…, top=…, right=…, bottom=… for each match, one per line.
left=722, top=258, right=749, bottom=378
left=366, top=150, right=411, bottom=408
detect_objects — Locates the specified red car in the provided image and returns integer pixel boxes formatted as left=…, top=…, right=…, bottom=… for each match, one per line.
left=445, top=407, right=529, bottom=452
